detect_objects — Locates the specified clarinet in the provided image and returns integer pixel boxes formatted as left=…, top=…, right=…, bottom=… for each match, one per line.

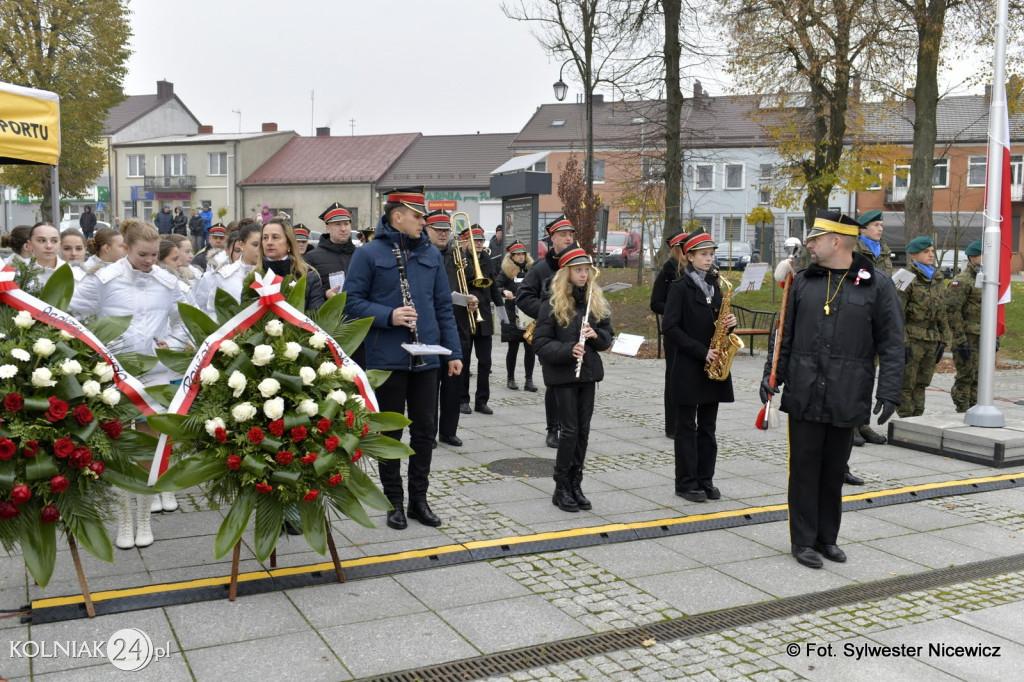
left=393, top=244, right=427, bottom=368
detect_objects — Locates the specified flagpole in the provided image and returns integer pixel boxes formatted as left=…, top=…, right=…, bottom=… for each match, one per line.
left=965, top=0, right=1009, bottom=427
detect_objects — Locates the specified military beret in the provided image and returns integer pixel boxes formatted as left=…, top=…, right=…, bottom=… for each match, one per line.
left=905, top=236, right=933, bottom=254
left=966, top=239, right=983, bottom=257
left=857, top=209, right=883, bottom=227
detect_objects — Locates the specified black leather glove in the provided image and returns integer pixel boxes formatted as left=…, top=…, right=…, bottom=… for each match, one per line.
left=957, top=341, right=971, bottom=361
left=873, top=399, right=897, bottom=425
left=935, top=342, right=947, bottom=364
left=905, top=346, right=913, bottom=364
left=759, top=375, right=779, bottom=404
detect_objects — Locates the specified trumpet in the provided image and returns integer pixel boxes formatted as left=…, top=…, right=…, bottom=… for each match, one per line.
left=451, top=234, right=481, bottom=334
left=453, top=212, right=492, bottom=289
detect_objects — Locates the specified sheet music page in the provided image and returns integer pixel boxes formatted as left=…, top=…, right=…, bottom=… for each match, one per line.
left=610, top=333, right=644, bottom=356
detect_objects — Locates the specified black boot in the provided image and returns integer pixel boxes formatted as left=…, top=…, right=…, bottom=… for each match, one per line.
left=545, top=429, right=559, bottom=449
left=569, top=470, right=592, bottom=510
left=507, top=378, right=519, bottom=390
left=552, top=480, right=579, bottom=512
left=524, top=378, right=538, bottom=392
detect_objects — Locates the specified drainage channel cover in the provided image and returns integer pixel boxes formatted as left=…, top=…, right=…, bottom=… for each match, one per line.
left=488, top=457, right=553, bottom=478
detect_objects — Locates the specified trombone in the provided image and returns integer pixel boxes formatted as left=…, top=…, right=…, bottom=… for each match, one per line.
left=453, top=212, right=490, bottom=332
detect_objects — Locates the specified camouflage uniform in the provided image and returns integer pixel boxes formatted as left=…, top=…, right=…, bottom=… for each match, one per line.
left=854, top=238, right=893, bottom=275
left=897, top=264, right=950, bottom=417
left=946, top=261, right=982, bottom=412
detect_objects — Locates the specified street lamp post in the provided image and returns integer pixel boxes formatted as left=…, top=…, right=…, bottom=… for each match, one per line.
left=553, top=58, right=594, bottom=201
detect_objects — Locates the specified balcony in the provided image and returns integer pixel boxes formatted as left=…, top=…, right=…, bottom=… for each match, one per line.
left=1012, top=183, right=1023, bottom=201
left=144, top=175, right=196, bottom=190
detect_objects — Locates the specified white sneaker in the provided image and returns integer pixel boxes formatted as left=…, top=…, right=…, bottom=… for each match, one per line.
left=115, top=490, right=135, bottom=550
left=160, top=492, right=178, bottom=512
left=135, top=495, right=154, bottom=548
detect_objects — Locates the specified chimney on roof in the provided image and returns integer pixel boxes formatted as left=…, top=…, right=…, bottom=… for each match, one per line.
left=261, top=122, right=278, bottom=132
left=156, top=80, right=174, bottom=101
left=592, top=94, right=604, bottom=105
left=694, top=80, right=703, bottom=98
left=316, top=127, right=331, bottom=137
left=198, top=125, right=213, bottom=134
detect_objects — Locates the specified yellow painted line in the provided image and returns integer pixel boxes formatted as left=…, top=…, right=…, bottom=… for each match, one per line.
left=841, top=472, right=1021, bottom=502
left=32, top=571, right=272, bottom=608
left=626, top=504, right=790, bottom=531
left=464, top=524, right=632, bottom=550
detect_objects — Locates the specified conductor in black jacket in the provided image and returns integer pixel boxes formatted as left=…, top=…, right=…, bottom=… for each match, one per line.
left=458, top=225, right=504, bottom=415
left=650, top=230, right=689, bottom=439
left=306, top=202, right=357, bottom=299
left=761, top=210, right=904, bottom=569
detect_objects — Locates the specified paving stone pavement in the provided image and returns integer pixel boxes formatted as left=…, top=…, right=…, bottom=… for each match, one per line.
left=3, top=346, right=1024, bottom=680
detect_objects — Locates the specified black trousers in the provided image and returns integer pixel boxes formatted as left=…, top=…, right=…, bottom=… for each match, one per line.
left=374, top=368, right=438, bottom=506
left=552, top=383, right=596, bottom=481
left=663, top=339, right=677, bottom=436
left=674, top=403, right=718, bottom=492
left=505, top=338, right=535, bottom=381
left=787, top=416, right=853, bottom=547
left=434, top=366, right=461, bottom=438
left=460, top=334, right=492, bottom=406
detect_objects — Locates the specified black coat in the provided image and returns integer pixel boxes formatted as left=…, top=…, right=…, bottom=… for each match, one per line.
left=495, top=263, right=531, bottom=342
left=533, top=287, right=613, bottom=386
left=188, top=215, right=205, bottom=236
left=304, top=238, right=356, bottom=292
left=172, top=212, right=188, bottom=235
left=662, top=268, right=735, bottom=405
left=772, top=252, right=904, bottom=427
left=79, top=211, right=97, bottom=235
left=650, top=257, right=680, bottom=315
left=460, top=246, right=503, bottom=336
left=154, top=210, right=174, bottom=234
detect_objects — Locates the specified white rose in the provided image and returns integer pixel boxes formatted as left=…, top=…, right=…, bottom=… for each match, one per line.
left=200, top=366, right=220, bottom=385
left=327, top=389, right=347, bottom=404
left=13, top=311, right=34, bottom=329
left=308, top=332, right=327, bottom=349
left=60, top=329, right=74, bottom=341
left=0, top=364, right=17, bottom=379
left=204, top=417, right=227, bottom=436
left=31, top=367, right=57, bottom=387
left=252, top=344, right=275, bottom=366
left=352, top=394, right=365, bottom=407
left=257, top=377, right=280, bottom=398
left=317, top=362, right=337, bottom=378
left=298, top=366, right=316, bottom=385
left=10, top=348, right=30, bottom=362
left=339, top=364, right=359, bottom=381
left=32, top=338, right=56, bottom=357
left=263, top=397, right=284, bottom=420
left=100, top=386, right=121, bottom=406
left=219, top=339, right=240, bottom=357
left=227, top=371, right=247, bottom=398
left=265, top=320, right=284, bottom=337
left=59, top=359, right=83, bottom=376
left=0, top=332, right=6, bottom=339
left=297, top=399, right=319, bottom=417
left=82, top=380, right=102, bottom=397
left=282, top=342, right=301, bottom=361
left=93, top=362, right=114, bottom=383
left=231, top=402, right=257, bottom=422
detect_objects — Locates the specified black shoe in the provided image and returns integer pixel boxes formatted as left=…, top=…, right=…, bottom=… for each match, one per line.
left=439, top=434, right=463, bottom=447
left=675, top=489, right=708, bottom=503
left=407, top=500, right=442, bottom=527
left=552, top=484, right=579, bottom=512
left=792, top=544, right=823, bottom=568
left=507, top=379, right=519, bottom=390
left=546, top=430, right=559, bottom=448
left=814, top=542, right=847, bottom=563
left=844, top=471, right=865, bottom=486
left=474, top=403, right=493, bottom=415
left=852, top=430, right=866, bottom=447
left=459, top=402, right=471, bottom=415
left=569, top=475, right=592, bottom=510
left=386, top=508, right=407, bottom=530
left=524, top=379, right=538, bottom=392
left=701, top=485, right=721, bottom=500
left=860, top=426, right=887, bottom=445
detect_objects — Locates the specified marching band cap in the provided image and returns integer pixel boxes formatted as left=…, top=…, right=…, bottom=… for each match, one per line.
left=558, top=246, right=593, bottom=269
left=384, top=186, right=427, bottom=216
left=906, top=235, right=934, bottom=254
left=319, top=202, right=352, bottom=224
left=666, top=230, right=688, bottom=248
left=545, top=215, right=575, bottom=236
left=208, top=223, right=227, bottom=235
left=681, top=229, right=716, bottom=254
left=425, top=209, right=452, bottom=229
left=966, top=239, right=983, bottom=257
left=471, top=224, right=486, bottom=240
left=857, top=209, right=883, bottom=227
left=805, top=209, right=860, bottom=241
left=293, top=224, right=309, bottom=240
left=506, top=239, right=527, bottom=254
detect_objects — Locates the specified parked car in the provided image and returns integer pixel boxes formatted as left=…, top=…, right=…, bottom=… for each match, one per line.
left=595, top=230, right=642, bottom=268
left=939, top=249, right=967, bottom=277
left=59, top=219, right=111, bottom=233
left=714, top=241, right=755, bottom=270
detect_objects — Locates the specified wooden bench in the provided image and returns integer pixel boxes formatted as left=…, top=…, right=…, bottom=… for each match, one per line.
left=731, top=304, right=777, bottom=356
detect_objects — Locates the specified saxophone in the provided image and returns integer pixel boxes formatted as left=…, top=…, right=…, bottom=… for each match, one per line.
left=705, top=273, right=745, bottom=381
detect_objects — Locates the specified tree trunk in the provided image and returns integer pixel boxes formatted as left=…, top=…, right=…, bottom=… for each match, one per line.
left=662, top=0, right=682, bottom=239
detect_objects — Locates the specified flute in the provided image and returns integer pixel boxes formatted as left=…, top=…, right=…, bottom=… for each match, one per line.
left=575, top=280, right=593, bottom=379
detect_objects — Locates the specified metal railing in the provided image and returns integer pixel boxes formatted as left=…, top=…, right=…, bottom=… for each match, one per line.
left=143, top=175, right=196, bottom=190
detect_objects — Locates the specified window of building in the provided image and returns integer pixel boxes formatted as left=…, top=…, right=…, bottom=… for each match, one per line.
left=591, top=159, right=606, bottom=183
left=127, top=155, right=145, bottom=177
left=788, top=216, right=805, bottom=239
left=694, top=164, right=713, bottom=190
left=642, top=156, right=665, bottom=181
left=931, top=158, right=949, bottom=188
left=551, top=120, right=566, bottom=127
left=892, top=162, right=910, bottom=200
left=864, top=166, right=882, bottom=190
left=163, top=154, right=188, bottom=177
left=759, top=163, right=774, bottom=180
left=209, top=152, right=228, bottom=176
left=722, top=216, right=743, bottom=241
left=529, top=160, right=547, bottom=172
left=758, top=187, right=771, bottom=205
left=967, top=156, right=987, bottom=186
left=122, top=201, right=134, bottom=219
left=724, top=163, right=744, bottom=190
left=691, top=216, right=713, bottom=233
left=142, top=201, right=153, bottom=221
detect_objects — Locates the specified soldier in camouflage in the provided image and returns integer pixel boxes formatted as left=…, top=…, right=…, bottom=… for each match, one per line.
left=897, top=236, right=950, bottom=417
left=946, top=239, right=983, bottom=412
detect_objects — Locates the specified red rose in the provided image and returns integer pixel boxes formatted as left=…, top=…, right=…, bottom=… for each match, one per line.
left=226, top=455, right=242, bottom=470
left=328, top=473, right=343, bottom=486
left=214, top=427, right=228, bottom=443
left=53, top=437, right=75, bottom=459
left=302, top=490, right=319, bottom=503
left=49, top=475, right=70, bottom=494
left=324, top=436, right=339, bottom=452
left=100, top=419, right=123, bottom=440
left=0, top=501, right=19, bottom=520
left=71, top=404, right=94, bottom=426
left=22, top=440, right=40, bottom=457
left=70, top=447, right=93, bottom=470
left=247, top=427, right=265, bottom=444
left=301, top=452, right=317, bottom=465
left=88, top=461, right=106, bottom=476
left=268, top=419, right=285, bottom=437
left=0, top=438, right=15, bottom=460
left=275, top=451, right=294, bottom=465
left=4, top=393, right=24, bottom=412
left=316, top=418, right=331, bottom=434
left=362, top=423, right=370, bottom=437
left=44, top=397, right=69, bottom=423
left=290, top=426, right=307, bottom=442
left=11, top=485, right=31, bottom=505
left=352, top=449, right=363, bottom=463
left=345, top=410, right=355, bottom=428
left=40, top=504, right=60, bottom=523
left=255, top=482, right=273, bottom=494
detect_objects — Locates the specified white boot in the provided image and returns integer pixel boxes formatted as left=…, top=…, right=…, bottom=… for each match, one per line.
left=160, top=491, right=178, bottom=512
left=135, top=495, right=155, bottom=548
left=115, top=490, right=135, bottom=550
left=150, top=496, right=163, bottom=512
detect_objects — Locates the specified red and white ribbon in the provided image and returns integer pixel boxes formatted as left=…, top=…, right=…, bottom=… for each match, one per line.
left=149, top=271, right=379, bottom=485
left=0, top=265, right=162, bottom=416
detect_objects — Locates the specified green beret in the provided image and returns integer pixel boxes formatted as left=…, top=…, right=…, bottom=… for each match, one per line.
left=857, top=210, right=883, bottom=227
left=966, top=239, right=983, bottom=257
left=906, top=236, right=933, bottom=254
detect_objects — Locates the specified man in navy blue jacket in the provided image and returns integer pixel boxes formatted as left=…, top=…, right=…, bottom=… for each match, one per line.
left=344, top=187, right=463, bottom=530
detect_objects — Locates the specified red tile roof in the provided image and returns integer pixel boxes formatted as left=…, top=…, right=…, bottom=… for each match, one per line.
left=240, top=133, right=421, bottom=186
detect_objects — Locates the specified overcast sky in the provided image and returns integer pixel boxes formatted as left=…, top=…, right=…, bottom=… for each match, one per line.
left=123, top=0, right=589, bottom=137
